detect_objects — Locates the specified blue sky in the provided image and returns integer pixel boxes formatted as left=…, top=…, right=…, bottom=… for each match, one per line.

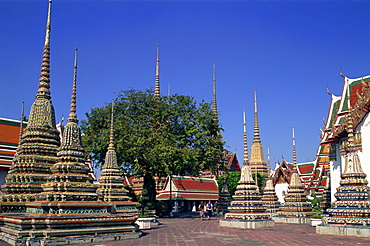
left=1, top=0, right=369, bottom=170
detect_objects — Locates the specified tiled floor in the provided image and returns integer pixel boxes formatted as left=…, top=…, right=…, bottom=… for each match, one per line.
left=1, top=213, right=369, bottom=246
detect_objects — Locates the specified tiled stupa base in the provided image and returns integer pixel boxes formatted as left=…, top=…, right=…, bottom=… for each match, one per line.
left=273, top=216, right=311, bottom=224
left=1, top=230, right=142, bottom=246
left=219, top=219, right=274, bottom=229
left=316, top=224, right=370, bottom=238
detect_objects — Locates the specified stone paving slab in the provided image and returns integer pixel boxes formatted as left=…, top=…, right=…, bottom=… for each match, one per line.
left=84, top=214, right=368, bottom=246
left=0, top=213, right=369, bottom=245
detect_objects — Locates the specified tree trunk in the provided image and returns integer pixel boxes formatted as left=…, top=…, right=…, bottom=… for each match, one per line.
left=143, top=173, right=157, bottom=203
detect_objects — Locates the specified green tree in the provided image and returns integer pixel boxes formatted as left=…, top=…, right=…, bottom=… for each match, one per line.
left=252, top=173, right=266, bottom=193
left=218, top=172, right=240, bottom=196
left=308, top=193, right=324, bottom=214
left=81, top=89, right=225, bottom=203
left=218, top=171, right=266, bottom=196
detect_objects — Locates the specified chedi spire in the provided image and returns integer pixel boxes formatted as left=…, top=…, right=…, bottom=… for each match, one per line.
left=212, top=62, right=218, bottom=118
left=37, top=0, right=52, bottom=100
left=1, top=0, right=60, bottom=200
left=249, top=89, right=268, bottom=176
left=97, top=101, right=134, bottom=206
left=41, top=48, right=98, bottom=202
left=155, top=44, right=160, bottom=98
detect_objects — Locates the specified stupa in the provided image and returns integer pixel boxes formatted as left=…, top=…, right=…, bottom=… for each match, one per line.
left=217, top=177, right=232, bottom=214
left=0, top=3, right=141, bottom=243
left=219, top=165, right=274, bottom=229
left=249, top=90, right=268, bottom=176
left=96, top=101, right=137, bottom=214
left=274, top=171, right=315, bottom=223
left=1, top=0, right=60, bottom=202
left=261, top=179, right=281, bottom=214
left=317, top=105, right=370, bottom=238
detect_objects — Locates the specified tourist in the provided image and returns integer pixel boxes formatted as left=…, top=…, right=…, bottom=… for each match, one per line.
left=198, top=201, right=205, bottom=220
left=206, top=201, right=213, bottom=219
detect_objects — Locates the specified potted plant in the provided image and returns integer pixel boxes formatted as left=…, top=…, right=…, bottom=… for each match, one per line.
left=308, top=193, right=324, bottom=226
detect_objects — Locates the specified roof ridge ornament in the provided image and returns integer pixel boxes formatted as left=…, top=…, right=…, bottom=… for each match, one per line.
left=339, top=67, right=346, bottom=78
left=326, top=85, right=333, bottom=96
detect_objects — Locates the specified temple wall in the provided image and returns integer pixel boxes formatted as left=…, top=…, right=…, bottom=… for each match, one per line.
left=357, top=113, right=370, bottom=179
left=275, top=183, right=288, bottom=203
left=330, top=144, right=342, bottom=202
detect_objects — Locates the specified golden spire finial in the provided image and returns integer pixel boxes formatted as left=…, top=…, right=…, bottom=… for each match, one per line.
left=68, top=49, right=78, bottom=123
left=36, top=0, right=52, bottom=100
left=109, top=100, right=115, bottom=150
left=243, top=109, right=249, bottom=164
left=155, top=44, right=160, bottom=98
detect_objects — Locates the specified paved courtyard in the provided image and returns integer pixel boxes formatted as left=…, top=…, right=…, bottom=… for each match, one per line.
left=0, top=213, right=368, bottom=245
left=87, top=213, right=368, bottom=246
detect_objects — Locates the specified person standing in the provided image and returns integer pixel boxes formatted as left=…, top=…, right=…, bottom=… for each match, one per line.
left=206, top=201, right=213, bottom=219
left=198, top=201, right=205, bottom=220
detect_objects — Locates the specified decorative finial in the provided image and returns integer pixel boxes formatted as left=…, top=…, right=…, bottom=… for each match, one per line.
left=109, top=100, right=115, bottom=150
left=243, top=109, right=249, bottom=164
left=155, top=44, right=160, bottom=98
left=36, top=0, right=52, bottom=100
left=253, top=89, right=261, bottom=143
left=212, top=62, right=218, bottom=118
left=340, top=67, right=346, bottom=78
left=326, top=86, right=333, bottom=96
left=68, top=49, right=78, bottom=123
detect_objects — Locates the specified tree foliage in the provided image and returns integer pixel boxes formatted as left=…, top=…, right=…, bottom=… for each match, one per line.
left=81, top=89, right=225, bottom=202
left=217, top=172, right=241, bottom=196
left=252, top=173, right=266, bottom=193
left=218, top=171, right=266, bottom=196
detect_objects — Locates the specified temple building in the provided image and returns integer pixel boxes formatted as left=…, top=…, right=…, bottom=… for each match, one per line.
left=156, top=176, right=219, bottom=212
left=317, top=86, right=370, bottom=237
left=320, top=73, right=370, bottom=201
left=0, top=117, right=27, bottom=185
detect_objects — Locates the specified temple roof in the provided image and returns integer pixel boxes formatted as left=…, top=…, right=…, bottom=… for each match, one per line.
left=0, top=118, right=27, bottom=168
left=226, top=152, right=241, bottom=172
left=156, top=176, right=219, bottom=200
left=322, top=75, right=370, bottom=144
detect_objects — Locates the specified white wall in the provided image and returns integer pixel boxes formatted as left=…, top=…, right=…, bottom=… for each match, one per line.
left=330, top=143, right=342, bottom=202
left=357, top=113, right=370, bottom=179
left=275, top=183, right=289, bottom=203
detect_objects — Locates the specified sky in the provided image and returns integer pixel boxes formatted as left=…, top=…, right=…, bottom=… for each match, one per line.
left=1, top=0, right=369, bottom=171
